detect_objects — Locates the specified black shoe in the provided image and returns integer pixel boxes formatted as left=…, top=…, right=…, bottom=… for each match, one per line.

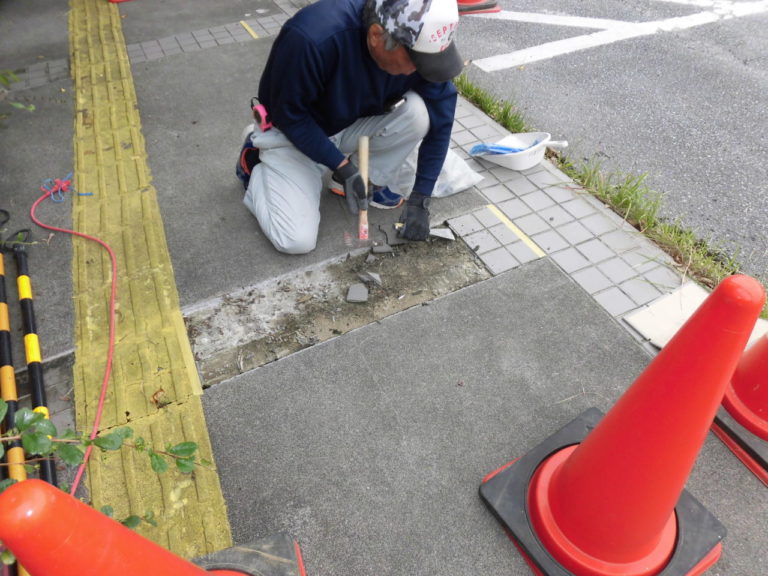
left=236, top=132, right=260, bottom=189
left=328, top=178, right=404, bottom=209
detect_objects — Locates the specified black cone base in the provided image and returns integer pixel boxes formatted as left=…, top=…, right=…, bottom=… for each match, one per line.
left=480, top=408, right=726, bottom=575
left=713, top=406, right=768, bottom=487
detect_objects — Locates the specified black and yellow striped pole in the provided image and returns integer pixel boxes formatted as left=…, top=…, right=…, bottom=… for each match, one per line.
left=1, top=214, right=28, bottom=486
left=1, top=243, right=28, bottom=484
left=1, top=215, right=30, bottom=576
left=10, top=231, right=57, bottom=486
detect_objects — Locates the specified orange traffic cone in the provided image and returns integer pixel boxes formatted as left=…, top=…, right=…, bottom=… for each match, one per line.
left=0, top=479, right=242, bottom=576
left=722, top=333, right=768, bottom=440
left=481, top=274, right=765, bottom=576
left=713, top=333, right=768, bottom=485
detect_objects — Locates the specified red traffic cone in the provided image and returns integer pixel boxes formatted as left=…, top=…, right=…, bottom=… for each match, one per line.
left=713, top=332, right=768, bottom=485
left=0, top=479, right=237, bottom=576
left=722, top=333, right=768, bottom=440
left=481, top=274, right=765, bottom=576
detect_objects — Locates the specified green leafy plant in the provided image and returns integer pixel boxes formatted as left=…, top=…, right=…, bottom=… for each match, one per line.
left=0, top=398, right=204, bottom=564
left=0, top=400, right=203, bottom=477
left=1, top=70, right=35, bottom=123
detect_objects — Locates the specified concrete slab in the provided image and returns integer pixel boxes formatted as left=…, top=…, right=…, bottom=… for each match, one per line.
left=626, top=281, right=768, bottom=349
left=0, top=0, right=69, bottom=69
left=204, top=259, right=768, bottom=576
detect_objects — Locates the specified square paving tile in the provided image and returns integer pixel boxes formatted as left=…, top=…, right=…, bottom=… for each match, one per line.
left=576, top=238, right=616, bottom=264
left=624, top=281, right=768, bottom=348
left=465, top=229, right=502, bottom=254
left=480, top=247, right=520, bottom=274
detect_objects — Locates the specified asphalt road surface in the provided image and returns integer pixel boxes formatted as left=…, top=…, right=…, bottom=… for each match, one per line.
left=458, top=0, right=768, bottom=281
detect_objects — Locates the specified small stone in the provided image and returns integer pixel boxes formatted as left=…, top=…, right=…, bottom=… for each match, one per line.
left=358, top=271, right=383, bottom=286
left=367, top=272, right=382, bottom=286
left=346, top=283, right=369, bottom=303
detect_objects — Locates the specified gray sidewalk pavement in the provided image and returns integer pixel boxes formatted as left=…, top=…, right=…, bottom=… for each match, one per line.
left=1, top=0, right=766, bottom=575
left=203, top=258, right=765, bottom=576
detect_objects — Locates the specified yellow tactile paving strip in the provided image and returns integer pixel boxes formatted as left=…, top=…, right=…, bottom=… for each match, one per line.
left=69, top=0, right=231, bottom=557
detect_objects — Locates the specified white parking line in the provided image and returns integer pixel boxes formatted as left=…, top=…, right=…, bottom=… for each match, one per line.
left=654, top=0, right=728, bottom=7
left=470, top=0, right=768, bottom=72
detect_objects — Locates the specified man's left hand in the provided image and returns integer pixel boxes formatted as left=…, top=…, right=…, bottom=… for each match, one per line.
left=398, top=192, right=431, bottom=240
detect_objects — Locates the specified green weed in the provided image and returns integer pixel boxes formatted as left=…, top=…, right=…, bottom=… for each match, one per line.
left=455, top=74, right=768, bottom=318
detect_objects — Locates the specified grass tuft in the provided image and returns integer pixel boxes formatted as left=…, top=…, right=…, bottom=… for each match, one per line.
left=454, top=74, right=527, bottom=134
left=454, top=74, right=768, bottom=318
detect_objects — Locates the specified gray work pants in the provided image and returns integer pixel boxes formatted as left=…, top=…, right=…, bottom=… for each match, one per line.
left=243, top=91, right=429, bottom=254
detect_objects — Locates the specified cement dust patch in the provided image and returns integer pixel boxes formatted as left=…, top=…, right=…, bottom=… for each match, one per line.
left=184, top=239, right=491, bottom=387
left=625, top=280, right=768, bottom=349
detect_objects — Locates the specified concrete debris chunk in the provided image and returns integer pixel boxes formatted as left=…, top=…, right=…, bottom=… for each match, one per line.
left=372, top=243, right=394, bottom=254
left=358, top=271, right=382, bottom=286
left=367, top=271, right=382, bottom=286
left=346, top=283, right=369, bottom=303
left=429, top=227, right=455, bottom=241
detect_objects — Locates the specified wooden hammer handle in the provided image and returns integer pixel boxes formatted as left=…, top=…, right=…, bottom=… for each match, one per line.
left=357, top=136, right=369, bottom=240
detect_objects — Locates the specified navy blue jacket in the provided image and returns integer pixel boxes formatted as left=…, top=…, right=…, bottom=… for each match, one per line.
left=258, top=0, right=457, bottom=196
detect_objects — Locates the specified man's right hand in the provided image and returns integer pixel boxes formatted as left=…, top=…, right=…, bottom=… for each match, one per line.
left=332, top=160, right=368, bottom=215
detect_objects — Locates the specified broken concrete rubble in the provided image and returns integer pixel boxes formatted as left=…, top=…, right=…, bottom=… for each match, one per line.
left=429, top=227, right=456, bottom=241
left=357, top=271, right=382, bottom=286
left=346, top=283, right=369, bottom=303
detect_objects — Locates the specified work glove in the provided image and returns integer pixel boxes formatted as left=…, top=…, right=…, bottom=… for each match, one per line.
left=398, top=191, right=431, bottom=241
left=332, top=161, right=368, bottom=215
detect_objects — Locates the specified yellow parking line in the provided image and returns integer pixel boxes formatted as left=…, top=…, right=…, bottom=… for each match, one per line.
left=487, top=204, right=546, bottom=258
left=240, top=20, right=259, bottom=39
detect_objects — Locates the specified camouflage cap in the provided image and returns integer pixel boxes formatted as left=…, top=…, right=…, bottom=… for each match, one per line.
left=375, top=0, right=463, bottom=82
